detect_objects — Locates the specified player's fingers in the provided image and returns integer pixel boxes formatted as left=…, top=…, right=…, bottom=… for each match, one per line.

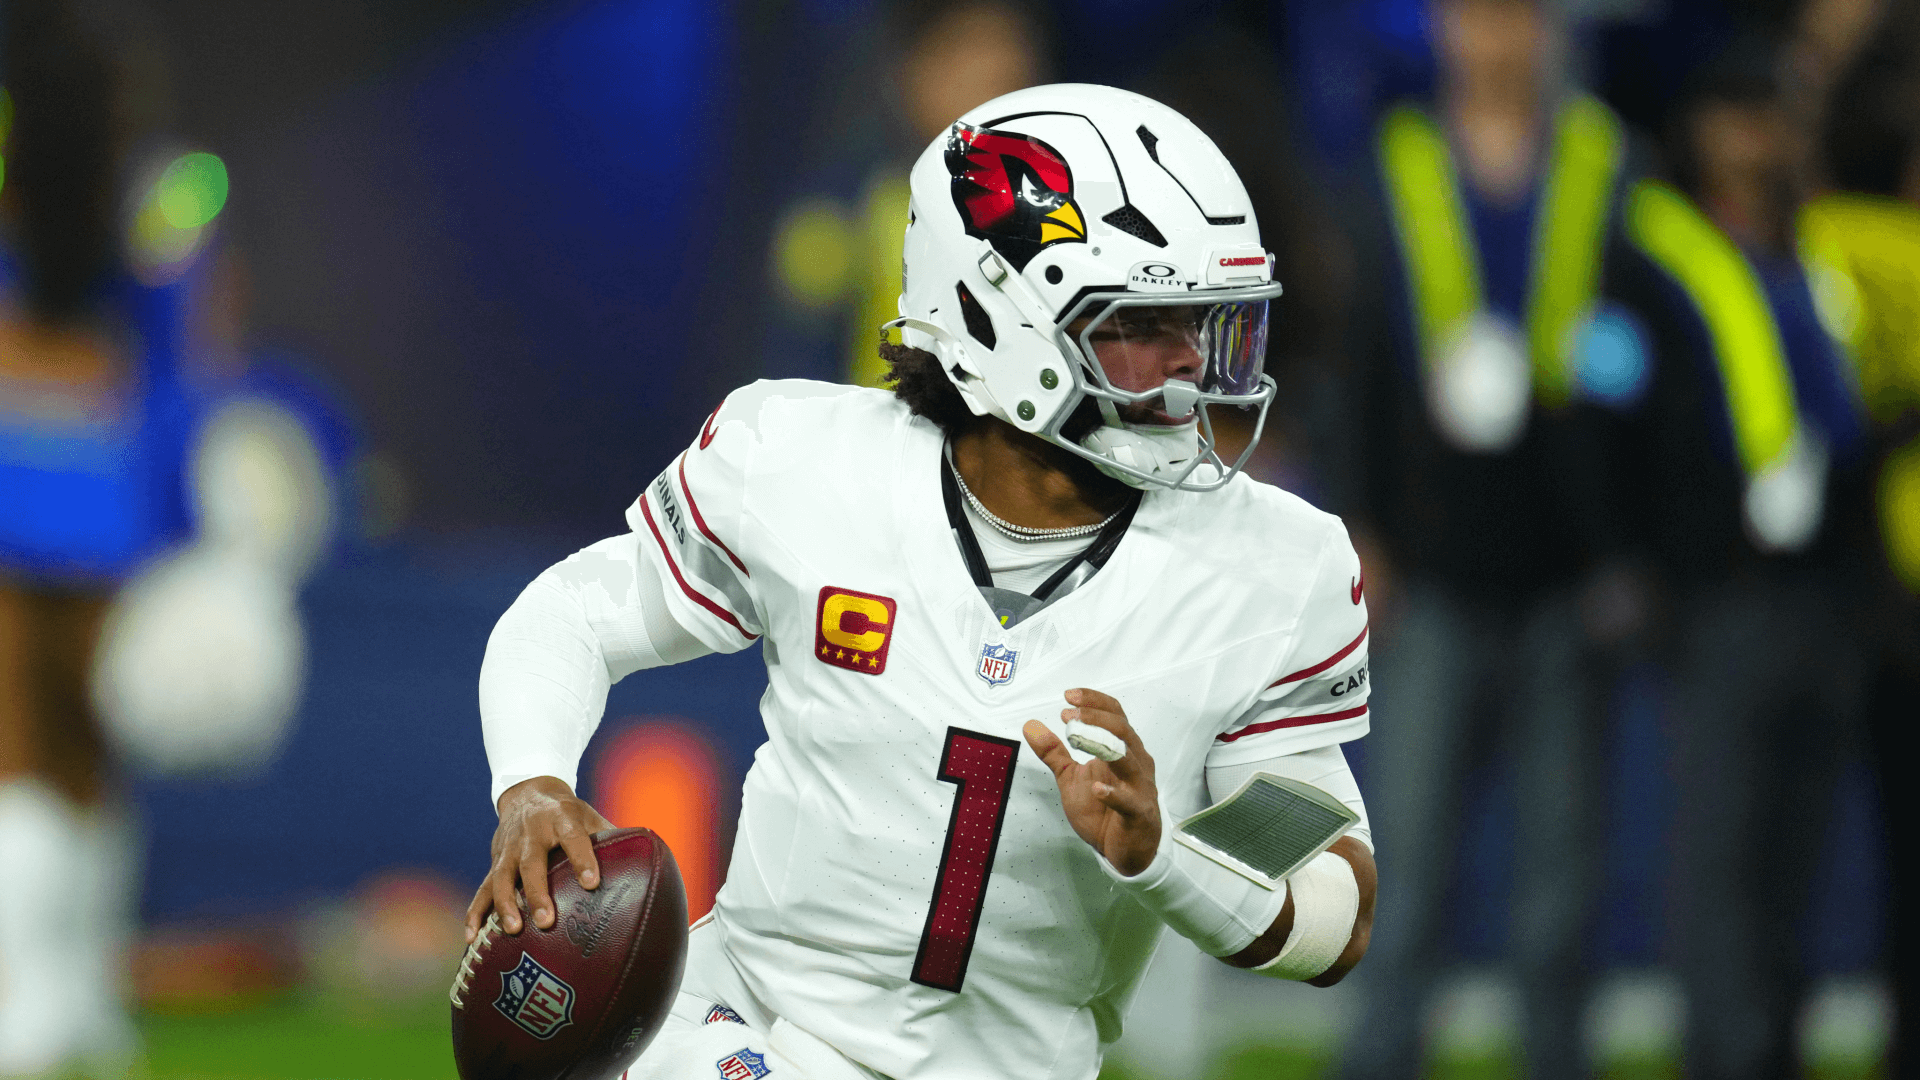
left=1066, top=687, right=1125, bottom=715
left=556, top=817, right=601, bottom=890
left=1092, top=779, right=1157, bottom=821
left=1022, top=720, right=1076, bottom=779
left=518, top=846, right=556, bottom=931
left=464, top=881, right=493, bottom=942
left=1064, top=689, right=1143, bottom=749
left=1099, top=735, right=1153, bottom=785
left=1064, top=693, right=1152, bottom=780
left=491, top=861, right=524, bottom=935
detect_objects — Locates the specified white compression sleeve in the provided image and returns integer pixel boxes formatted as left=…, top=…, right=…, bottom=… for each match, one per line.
left=478, top=532, right=714, bottom=808
left=1103, top=742, right=1372, bottom=962
left=1206, top=743, right=1372, bottom=853
left=1207, top=743, right=1369, bottom=981
left=1101, top=828, right=1288, bottom=957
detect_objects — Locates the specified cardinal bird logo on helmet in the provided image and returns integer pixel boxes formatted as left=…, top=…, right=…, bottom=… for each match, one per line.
left=946, top=123, right=1087, bottom=271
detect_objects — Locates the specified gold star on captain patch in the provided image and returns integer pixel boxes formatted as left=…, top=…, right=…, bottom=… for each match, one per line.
left=868, top=655, right=879, bottom=667
left=836, top=649, right=846, bottom=660
left=820, top=644, right=829, bottom=656
left=852, top=653, right=864, bottom=665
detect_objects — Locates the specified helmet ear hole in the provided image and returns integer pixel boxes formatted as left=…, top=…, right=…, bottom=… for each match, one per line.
left=1044, top=265, right=1063, bottom=285
left=955, top=282, right=996, bottom=350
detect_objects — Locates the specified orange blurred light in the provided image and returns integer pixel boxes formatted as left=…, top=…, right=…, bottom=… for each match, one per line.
left=591, top=717, right=724, bottom=921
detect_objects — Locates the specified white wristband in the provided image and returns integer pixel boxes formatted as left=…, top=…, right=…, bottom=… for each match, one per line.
left=1102, top=831, right=1287, bottom=958
left=1254, top=850, right=1359, bottom=980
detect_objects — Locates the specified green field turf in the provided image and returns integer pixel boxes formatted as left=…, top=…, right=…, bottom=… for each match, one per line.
left=139, top=998, right=1878, bottom=1080
left=140, top=997, right=456, bottom=1080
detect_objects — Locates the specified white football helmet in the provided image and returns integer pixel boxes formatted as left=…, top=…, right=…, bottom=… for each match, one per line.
left=894, top=83, right=1281, bottom=491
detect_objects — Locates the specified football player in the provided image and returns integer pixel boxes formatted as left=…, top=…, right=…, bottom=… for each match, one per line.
left=470, top=84, right=1377, bottom=1079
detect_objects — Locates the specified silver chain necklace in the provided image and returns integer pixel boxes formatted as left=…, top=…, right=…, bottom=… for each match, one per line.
left=947, top=456, right=1120, bottom=542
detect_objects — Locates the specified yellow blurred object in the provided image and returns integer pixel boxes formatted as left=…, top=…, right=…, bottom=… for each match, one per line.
left=774, top=175, right=912, bottom=388
left=848, top=175, right=912, bottom=388
left=1379, top=105, right=1481, bottom=375
left=1629, top=181, right=1800, bottom=476
left=127, top=150, right=229, bottom=285
left=1798, top=194, right=1920, bottom=423
left=1529, top=96, right=1624, bottom=406
left=1378, top=95, right=1623, bottom=408
left=1882, top=438, right=1920, bottom=593
left=773, top=198, right=856, bottom=311
left=0, top=88, right=12, bottom=195
left=1798, top=194, right=1920, bottom=590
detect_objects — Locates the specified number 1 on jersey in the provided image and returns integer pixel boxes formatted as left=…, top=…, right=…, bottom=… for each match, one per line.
left=911, top=727, right=1021, bottom=992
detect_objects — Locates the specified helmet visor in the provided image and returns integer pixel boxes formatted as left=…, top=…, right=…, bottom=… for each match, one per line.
left=1076, top=299, right=1271, bottom=411
left=1199, top=299, right=1270, bottom=396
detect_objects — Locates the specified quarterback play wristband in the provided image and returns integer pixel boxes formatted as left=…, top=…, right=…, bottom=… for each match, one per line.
left=1253, top=850, right=1360, bottom=981
left=1100, top=829, right=1286, bottom=958
left=1175, top=772, right=1360, bottom=884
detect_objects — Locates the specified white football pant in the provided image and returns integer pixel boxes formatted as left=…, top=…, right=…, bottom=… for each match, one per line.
left=622, top=991, right=882, bottom=1080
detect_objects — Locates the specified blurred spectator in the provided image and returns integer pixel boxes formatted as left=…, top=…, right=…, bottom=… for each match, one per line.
left=1611, top=33, right=1875, bottom=1080
left=1588, top=0, right=1784, bottom=143
left=1800, top=5, right=1920, bottom=1072
left=0, top=4, right=183, bottom=1069
left=0, top=1, right=335, bottom=1071
left=769, top=0, right=1045, bottom=388
left=1333, top=2, right=1650, bottom=1078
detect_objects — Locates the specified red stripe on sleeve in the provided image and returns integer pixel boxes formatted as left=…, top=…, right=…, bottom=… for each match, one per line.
left=1269, top=625, right=1369, bottom=687
left=638, top=492, right=757, bottom=641
left=677, top=455, right=749, bottom=576
left=1216, top=705, right=1368, bottom=743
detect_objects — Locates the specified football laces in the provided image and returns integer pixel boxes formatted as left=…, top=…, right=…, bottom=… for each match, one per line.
left=449, top=912, right=500, bottom=1007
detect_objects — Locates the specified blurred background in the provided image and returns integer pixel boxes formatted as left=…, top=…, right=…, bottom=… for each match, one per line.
left=0, top=0, right=1913, bottom=1077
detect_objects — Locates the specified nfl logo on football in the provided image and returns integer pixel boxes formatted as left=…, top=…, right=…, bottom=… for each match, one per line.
left=976, top=643, right=1017, bottom=686
left=492, top=953, right=576, bottom=1040
left=716, top=1047, right=771, bottom=1079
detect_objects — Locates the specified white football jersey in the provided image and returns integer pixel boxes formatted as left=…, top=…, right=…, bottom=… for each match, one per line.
left=627, top=380, right=1370, bottom=1080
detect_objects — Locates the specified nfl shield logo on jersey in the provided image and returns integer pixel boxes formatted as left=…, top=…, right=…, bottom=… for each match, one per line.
left=716, top=1047, right=771, bottom=1079
left=493, top=953, right=575, bottom=1039
left=976, top=643, right=1018, bottom=686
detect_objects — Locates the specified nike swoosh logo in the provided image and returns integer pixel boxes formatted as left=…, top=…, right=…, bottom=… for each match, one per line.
left=1351, top=573, right=1364, bottom=605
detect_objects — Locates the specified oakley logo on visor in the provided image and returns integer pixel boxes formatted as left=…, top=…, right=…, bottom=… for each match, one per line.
left=1126, top=261, right=1186, bottom=292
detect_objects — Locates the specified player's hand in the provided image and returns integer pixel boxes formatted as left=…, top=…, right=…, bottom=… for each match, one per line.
left=1023, top=688, right=1161, bottom=877
left=466, top=775, right=614, bottom=942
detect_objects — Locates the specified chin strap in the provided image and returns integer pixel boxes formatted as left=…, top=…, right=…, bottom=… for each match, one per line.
left=1079, top=420, right=1204, bottom=488
left=883, top=316, right=1000, bottom=418
left=882, top=316, right=956, bottom=345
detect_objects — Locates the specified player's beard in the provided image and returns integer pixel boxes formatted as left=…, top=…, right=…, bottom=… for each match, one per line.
left=1062, top=394, right=1191, bottom=436
left=1060, top=395, right=1106, bottom=443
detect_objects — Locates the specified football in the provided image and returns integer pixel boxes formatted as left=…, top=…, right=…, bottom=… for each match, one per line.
left=451, top=828, right=688, bottom=1080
